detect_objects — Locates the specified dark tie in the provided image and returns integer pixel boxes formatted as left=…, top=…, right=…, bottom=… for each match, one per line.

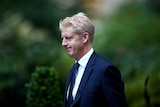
left=67, top=62, right=80, bottom=107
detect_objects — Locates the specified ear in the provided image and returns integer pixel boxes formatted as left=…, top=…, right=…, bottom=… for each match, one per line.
left=82, top=32, right=89, bottom=43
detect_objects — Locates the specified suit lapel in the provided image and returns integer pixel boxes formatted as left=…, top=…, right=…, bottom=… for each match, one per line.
left=73, top=52, right=97, bottom=104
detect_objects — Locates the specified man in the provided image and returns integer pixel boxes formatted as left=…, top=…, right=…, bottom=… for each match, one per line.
left=59, top=12, right=127, bottom=107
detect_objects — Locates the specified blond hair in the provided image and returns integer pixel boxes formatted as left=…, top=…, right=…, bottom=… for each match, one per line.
left=59, top=12, right=95, bottom=42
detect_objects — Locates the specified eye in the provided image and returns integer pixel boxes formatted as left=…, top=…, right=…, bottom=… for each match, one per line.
left=61, top=35, right=73, bottom=41
left=65, top=36, right=73, bottom=41
left=67, top=37, right=71, bottom=40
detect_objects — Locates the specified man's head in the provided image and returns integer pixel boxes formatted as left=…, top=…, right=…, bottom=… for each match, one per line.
left=59, top=12, right=94, bottom=43
left=59, top=12, right=95, bottom=60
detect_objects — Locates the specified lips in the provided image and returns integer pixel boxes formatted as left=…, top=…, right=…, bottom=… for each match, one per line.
left=66, top=47, right=71, bottom=52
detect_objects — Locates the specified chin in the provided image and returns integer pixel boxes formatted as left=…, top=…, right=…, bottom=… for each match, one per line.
left=68, top=53, right=73, bottom=57
left=68, top=54, right=76, bottom=59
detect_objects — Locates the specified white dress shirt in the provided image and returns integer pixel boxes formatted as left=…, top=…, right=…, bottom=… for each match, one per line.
left=72, top=48, right=94, bottom=100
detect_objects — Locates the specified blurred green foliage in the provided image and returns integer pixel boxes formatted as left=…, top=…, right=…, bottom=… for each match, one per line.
left=26, top=66, right=62, bottom=107
left=0, top=0, right=84, bottom=106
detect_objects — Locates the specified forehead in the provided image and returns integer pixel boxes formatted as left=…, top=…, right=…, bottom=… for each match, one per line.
left=61, top=27, right=74, bottom=36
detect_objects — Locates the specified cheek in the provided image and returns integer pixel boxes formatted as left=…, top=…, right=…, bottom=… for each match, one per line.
left=71, top=37, right=84, bottom=50
left=75, top=42, right=84, bottom=52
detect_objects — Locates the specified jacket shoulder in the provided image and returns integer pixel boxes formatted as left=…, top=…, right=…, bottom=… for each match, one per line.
left=92, top=52, right=113, bottom=66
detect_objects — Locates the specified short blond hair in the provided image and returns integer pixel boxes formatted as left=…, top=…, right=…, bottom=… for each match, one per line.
left=59, top=12, right=95, bottom=42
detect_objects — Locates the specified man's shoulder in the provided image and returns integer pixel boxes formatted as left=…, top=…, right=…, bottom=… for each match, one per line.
left=94, top=53, right=121, bottom=73
left=92, top=52, right=113, bottom=66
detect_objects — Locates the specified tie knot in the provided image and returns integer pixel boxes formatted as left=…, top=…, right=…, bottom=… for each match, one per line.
left=74, top=62, right=80, bottom=70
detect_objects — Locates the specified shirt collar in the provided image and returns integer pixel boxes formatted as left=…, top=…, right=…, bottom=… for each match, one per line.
left=76, top=48, right=94, bottom=68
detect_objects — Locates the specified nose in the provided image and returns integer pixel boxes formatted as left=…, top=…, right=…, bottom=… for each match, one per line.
left=61, top=38, right=67, bottom=46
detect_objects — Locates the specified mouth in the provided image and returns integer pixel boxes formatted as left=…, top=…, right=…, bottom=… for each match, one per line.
left=65, top=47, right=71, bottom=52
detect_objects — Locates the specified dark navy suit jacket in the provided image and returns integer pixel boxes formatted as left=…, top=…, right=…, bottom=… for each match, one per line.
left=64, top=51, right=127, bottom=107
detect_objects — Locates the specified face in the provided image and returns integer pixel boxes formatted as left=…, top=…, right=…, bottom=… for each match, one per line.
left=61, top=27, right=86, bottom=60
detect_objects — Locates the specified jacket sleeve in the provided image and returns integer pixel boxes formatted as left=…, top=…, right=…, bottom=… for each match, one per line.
left=102, top=65, right=128, bottom=107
